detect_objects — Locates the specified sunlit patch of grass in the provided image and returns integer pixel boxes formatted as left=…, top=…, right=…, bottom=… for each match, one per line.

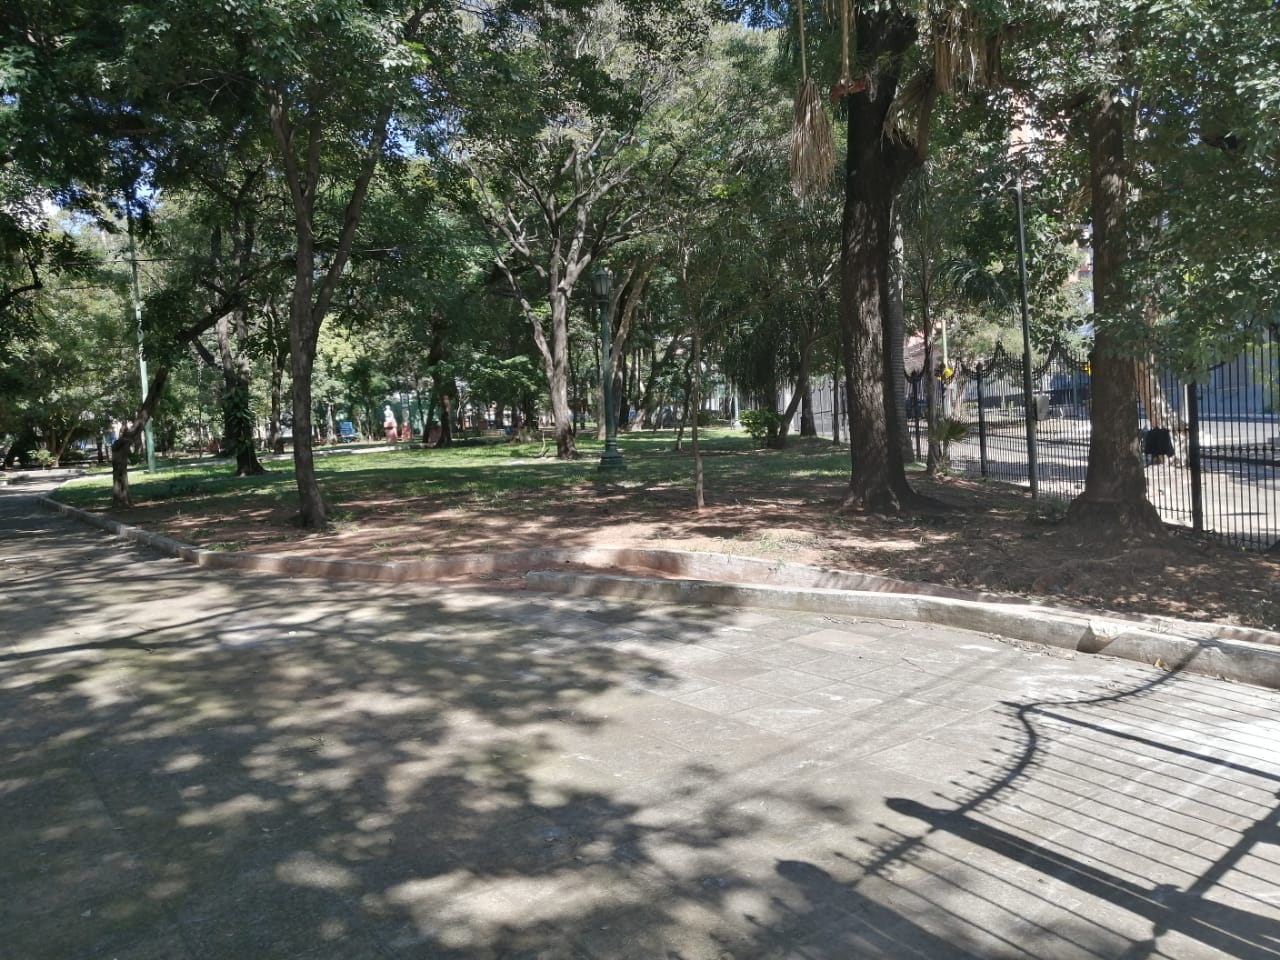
left=50, top=430, right=853, bottom=523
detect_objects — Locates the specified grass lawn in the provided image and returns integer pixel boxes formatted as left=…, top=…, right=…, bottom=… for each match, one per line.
left=54, top=429, right=846, bottom=519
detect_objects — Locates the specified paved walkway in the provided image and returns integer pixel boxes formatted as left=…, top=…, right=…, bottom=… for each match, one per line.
left=3, top=482, right=1280, bottom=959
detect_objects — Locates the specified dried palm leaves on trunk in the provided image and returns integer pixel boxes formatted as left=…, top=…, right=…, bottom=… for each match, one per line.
left=791, top=78, right=834, bottom=198
left=790, top=0, right=834, bottom=198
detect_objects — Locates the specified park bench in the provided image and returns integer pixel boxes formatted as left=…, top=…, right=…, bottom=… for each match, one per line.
left=337, top=421, right=358, bottom=443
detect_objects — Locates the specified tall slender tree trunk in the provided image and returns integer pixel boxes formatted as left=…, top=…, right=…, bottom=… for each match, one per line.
left=800, top=383, right=816, bottom=437
left=774, top=336, right=814, bottom=448
left=216, top=313, right=265, bottom=477
left=265, top=300, right=287, bottom=454
left=111, top=367, right=170, bottom=508
left=839, top=126, right=916, bottom=508
left=691, top=325, right=704, bottom=508
left=832, top=362, right=842, bottom=444
left=534, top=297, right=577, bottom=459
left=838, top=12, right=920, bottom=512
left=289, top=300, right=325, bottom=526
left=639, top=336, right=681, bottom=428
left=1066, top=86, right=1162, bottom=535
left=267, top=355, right=285, bottom=454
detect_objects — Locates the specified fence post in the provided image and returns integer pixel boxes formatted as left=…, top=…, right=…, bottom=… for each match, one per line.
left=976, top=363, right=989, bottom=479
left=1187, top=380, right=1204, bottom=533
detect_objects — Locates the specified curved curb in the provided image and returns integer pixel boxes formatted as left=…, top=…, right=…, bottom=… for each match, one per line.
left=39, top=494, right=1280, bottom=689
left=526, top=571, right=1280, bottom=690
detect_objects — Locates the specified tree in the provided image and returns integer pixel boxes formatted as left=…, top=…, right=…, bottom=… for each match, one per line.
left=1006, top=0, right=1280, bottom=534
left=736, top=0, right=1006, bottom=510
left=13, top=0, right=457, bottom=522
left=0, top=216, right=133, bottom=466
left=455, top=2, right=716, bottom=459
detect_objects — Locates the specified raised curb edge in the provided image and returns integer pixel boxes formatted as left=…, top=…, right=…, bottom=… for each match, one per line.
left=39, top=494, right=1280, bottom=690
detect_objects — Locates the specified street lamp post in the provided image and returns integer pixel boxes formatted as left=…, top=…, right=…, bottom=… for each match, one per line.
left=593, top=267, right=625, bottom=473
left=127, top=208, right=156, bottom=472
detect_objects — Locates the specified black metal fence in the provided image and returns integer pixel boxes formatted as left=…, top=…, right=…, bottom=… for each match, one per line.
left=907, top=337, right=1280, bottom=551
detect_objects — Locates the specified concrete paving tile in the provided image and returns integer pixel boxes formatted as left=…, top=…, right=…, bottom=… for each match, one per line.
left=807, top=696, right=967, bottom=759
left=790, top=650, right=885, bottom=681
left=684, top=654, right=775, bottom=684
left=789, top=626, right=895, bottom=654
left=788, top=682, right=891, bottom=715
left=737, top=702, right=834, bottom=737
left=698, top=628, right=780, bottom=656
left=527, top=733, right=704, bottom=806
left=616, top=687, right=722, bottom=728
left=648, top=713, right=790, bottom=762
left=668, top=682, right=785, bottom=716
left=740, top=641, right=832, bottom=669
left=838, top=664, right=959, bottom=701
left=866, top=737, right=1010, bottom=788
left=737, top=666, right=838, bottom=697
left=288, top=928, right=400, bottom=960
left=173, top=883, right=366, bottom=960
left=618, top=666, right=711, bottom=697
left=9, top=486, right=1280, bottom=960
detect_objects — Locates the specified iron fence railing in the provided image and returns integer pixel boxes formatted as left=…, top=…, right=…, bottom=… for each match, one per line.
left=787, top=336, right=1277, bottom=550
left=916, top=338, right=1279, bottom=551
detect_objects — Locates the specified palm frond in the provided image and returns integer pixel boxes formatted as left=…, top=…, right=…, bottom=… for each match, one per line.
left=790, top=79, right=834, bottom=199
left=884, top=70, right=931, bottom=141
left=933, top=4, right=1000, bottom=94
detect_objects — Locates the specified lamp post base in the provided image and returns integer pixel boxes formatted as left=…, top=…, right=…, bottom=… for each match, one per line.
left=597, top=448, right=626, bottom=472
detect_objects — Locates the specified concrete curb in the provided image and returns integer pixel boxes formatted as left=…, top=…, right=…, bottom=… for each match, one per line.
left=39, top=494, right=1280, bottom=689
left=526, top=571, right=1280, bottom=690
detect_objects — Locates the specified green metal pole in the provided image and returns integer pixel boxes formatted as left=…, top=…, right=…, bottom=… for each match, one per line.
left=127, top=211, right=157, bottom=472
left=597, top=284, right=625, bottom=473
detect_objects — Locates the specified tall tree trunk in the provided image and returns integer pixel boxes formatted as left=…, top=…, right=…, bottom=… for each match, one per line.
left=1066, top=86, right=1162, bottom=535
left=111, top=367, right=170, bottom=508
left=639, top=336, right=682, bottom=429
left=272, top=93, right=392, bottom=530
left=534, top=296, right=577, bottom=459
left=673, top=349, right=692, bottom=452
left=774, top=336, right=815, bottom=448
left=800, top=382, right=816, bottom=437
left=832, top=362, right=842, bottom=443
left=265, top=299, right=287, bottom=454
left=839, top=133, right=914, bottom=509
left=267, top=355, right=285, bottom=454
left=216, top=313, right=264, bottom=477
left=288, top=302, right=325, bottom=526
left=838, top=11, right=920, bottom=512
left=691, top=324, right=704, bottom=508
left=427, top=324, right=454, bottom=447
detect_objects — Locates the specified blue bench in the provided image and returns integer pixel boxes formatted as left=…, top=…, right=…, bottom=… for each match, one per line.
left=337, top=421, right=358, bottom=443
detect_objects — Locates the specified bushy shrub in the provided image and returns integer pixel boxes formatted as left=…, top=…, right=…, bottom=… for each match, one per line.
left=740, top=409, right=782, bottom=447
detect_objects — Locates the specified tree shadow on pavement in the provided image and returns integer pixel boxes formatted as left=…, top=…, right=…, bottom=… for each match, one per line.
left=4, top=482, right=1280, bottom=958
left=751, top=662, right=1280, bottom=959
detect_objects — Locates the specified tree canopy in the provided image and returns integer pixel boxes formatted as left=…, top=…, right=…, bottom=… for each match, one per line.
left=3, top=0, right=1276, bottom=537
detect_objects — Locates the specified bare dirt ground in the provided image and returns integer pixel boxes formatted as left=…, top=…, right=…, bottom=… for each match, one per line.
left=108, top=466, right=1280, bottom=633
